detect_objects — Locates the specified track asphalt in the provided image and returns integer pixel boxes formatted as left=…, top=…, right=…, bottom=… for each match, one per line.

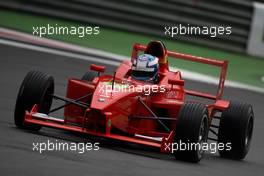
left=0, top=44, right=263, bottom=176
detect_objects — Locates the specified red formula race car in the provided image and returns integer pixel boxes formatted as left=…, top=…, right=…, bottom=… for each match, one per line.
left=14, top=41, right=254, bottom=162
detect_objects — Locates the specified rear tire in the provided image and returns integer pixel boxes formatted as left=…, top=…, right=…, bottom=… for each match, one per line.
left=14, top=71, right=54, bottom=130
left=81, top=71, right=97, bottom=81
left=218, top=101, right=254, bottom=160
left=174, top=102, right=209, bottom=162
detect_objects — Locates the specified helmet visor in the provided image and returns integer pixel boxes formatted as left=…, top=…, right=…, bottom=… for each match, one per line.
left=131, top=70, right=157, bottom=81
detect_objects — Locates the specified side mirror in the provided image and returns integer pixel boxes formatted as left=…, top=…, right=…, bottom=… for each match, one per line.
left=168, top=78, right=184, bottom=86
left=90, top=64, right=105, bottom=73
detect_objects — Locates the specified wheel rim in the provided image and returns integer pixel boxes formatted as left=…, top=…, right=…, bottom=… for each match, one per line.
left=198, top=115, right=208, bottom=158
left=245, top=115, right=253, bottom=147
left=40, top=83, right=54, bottom=113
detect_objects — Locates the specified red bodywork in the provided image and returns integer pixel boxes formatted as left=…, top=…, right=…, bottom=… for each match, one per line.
left=24, top=43, right=229, bottom=153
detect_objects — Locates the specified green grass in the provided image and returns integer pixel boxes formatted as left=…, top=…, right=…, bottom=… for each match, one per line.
left=1, top=9, right=264, bottom=88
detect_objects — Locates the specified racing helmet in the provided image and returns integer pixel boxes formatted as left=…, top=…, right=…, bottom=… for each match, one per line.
left=131, top=54, right=159, bottom=82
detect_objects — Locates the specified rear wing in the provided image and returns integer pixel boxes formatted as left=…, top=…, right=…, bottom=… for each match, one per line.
left=132, top=43, right=228, bottom=100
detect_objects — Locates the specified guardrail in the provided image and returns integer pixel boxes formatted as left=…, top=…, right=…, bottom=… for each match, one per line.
left=0, top=0, right=261, bottom=53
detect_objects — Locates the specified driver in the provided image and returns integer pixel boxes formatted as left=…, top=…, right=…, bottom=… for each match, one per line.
left=131, top=54, right=159, bottom=83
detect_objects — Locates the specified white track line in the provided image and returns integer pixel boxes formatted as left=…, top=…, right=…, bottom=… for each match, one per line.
left=1, top=27, right=264, bottom=94
left=0, top=39, right=120, bottom=66
left=170, top=67, right=264, bottom=94
left=0, top=27, right=127, bottom=61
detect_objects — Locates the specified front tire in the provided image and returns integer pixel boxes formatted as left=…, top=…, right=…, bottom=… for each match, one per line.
left=14, top=71, right=54, bottom=130
left=174, top=102, right=209, bottom=162
left=218, top=101, right=254, bottom=160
